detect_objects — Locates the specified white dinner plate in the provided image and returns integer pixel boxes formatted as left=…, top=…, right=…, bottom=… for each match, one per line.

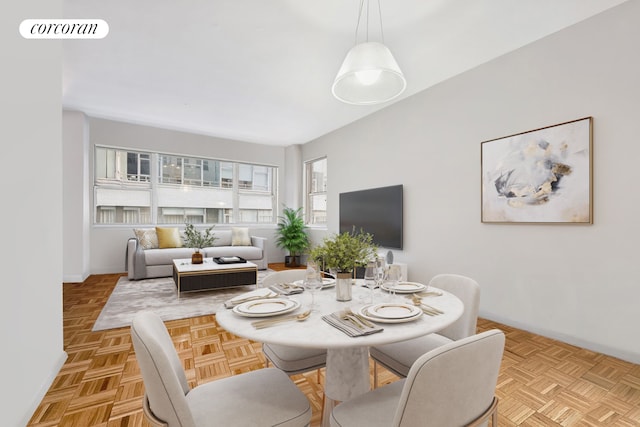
left=357, top=304, right=423, bottom=324
left=381, top=281, right=427, bottom=294
left=292, top=278, right=336, bottom=289
left=367, top=303, right=422, bottom=319
left=232, top=298, right=300, bottom=318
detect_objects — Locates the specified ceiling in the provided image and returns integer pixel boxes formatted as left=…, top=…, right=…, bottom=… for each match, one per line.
left=63, top=0, right=627, bottom=146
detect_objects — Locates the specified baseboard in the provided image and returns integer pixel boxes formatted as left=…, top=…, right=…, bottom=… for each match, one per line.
left=479, top=310, right=640, bottom=364
left=20, top=350, right=68, bottom=426
left=63, top=273, right=89, bottom=283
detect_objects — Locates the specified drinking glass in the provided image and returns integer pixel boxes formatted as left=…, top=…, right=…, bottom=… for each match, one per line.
left=375, top=257, right=386, bottom=298
left=304, top=262, right=323, bottom=311
left=363, top=262, right=377, bottom=304
left=386, top=265, right=401, bottom=300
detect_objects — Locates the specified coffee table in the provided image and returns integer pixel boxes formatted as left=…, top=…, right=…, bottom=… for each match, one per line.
left=172, top=258, right=258, bottom=295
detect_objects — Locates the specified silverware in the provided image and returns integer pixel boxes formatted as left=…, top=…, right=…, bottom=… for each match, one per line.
left=229, top=294, right=279, bottom=306
left=410, top=295, right=444, bottom=315
left=339, top=311, right=365, bottom=329
left=347, top=308, right=376, bottom=328
left=345, top=315, right=365, bottom=329
left=251, top=310, right=311, bottom=329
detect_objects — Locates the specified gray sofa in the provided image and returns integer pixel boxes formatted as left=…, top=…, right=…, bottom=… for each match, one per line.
left=127, top=229, right=268, bottom=280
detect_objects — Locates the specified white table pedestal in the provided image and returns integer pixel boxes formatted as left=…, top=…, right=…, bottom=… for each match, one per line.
left=322, top=347, right=370, bottom=427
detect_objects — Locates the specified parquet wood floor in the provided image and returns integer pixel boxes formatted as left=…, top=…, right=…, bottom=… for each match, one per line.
left=28, top=267, right=640, bottom=426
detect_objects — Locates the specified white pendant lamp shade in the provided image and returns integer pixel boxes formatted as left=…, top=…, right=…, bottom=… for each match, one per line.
left=332, top=42, right=406, bottom=105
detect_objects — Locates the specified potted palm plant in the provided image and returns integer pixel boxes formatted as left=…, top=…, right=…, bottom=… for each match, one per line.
left=275, top=206, right=310, bottom=267
left=183, top=223, right=217, bottom=264
left=308, top=228, right=378, bottom=301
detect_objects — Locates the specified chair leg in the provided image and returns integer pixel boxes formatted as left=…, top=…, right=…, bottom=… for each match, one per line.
left=466, top=396, right=498, bottom=427
left=373, top=360, right=379, bottom=389
left=491, top=398, right=498, bottom=426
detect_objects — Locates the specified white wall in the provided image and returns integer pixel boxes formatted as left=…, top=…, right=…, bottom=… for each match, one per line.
left=2, top=0, right=67, bottom=424
left=83, top=118, right=290, bottom=274
left=302, top=0, right=640, bottom=363
left=283, top=144, right=303, bottom=208
left=63, top=111, right=91, bottom=282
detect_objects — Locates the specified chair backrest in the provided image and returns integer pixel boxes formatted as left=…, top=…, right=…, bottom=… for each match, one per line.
left=131, top=311, right=196, bottom=427
left=261, top=269, right=307, bottom=287
left=429, top=273, right=480, bottom=341
left=393, top=329, right=505, bottom=427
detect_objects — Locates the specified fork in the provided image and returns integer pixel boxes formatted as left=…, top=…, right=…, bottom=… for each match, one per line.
left=339, top=311, right=366, bottom=329
left=346, top=308, right=376, bottom=328
left=410, top=295, right=444, bottom=315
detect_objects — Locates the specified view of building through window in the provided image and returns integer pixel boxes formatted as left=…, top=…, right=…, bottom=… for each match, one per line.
left=94, top=146, right=277, bottom=225
left=305, top=157, right=327, bottom=225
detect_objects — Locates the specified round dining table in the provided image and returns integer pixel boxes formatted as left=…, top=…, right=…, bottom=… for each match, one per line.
left=215, top=280, right=464, bottom=427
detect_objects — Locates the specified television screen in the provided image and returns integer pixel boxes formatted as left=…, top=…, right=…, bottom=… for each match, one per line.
left=339, top=185, right=403, bottom=249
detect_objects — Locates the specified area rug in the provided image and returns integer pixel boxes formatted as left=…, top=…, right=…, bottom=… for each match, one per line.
left=93, top=269, right=273, bottom=331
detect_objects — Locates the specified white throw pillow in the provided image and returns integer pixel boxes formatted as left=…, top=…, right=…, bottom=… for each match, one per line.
left=133, top=228, right=159, bottom=249
left=231, top=227, right=251, bottom=246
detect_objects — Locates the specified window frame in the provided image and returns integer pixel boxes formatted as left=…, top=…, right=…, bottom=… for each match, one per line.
left=304, top=156, right=327, bottom=226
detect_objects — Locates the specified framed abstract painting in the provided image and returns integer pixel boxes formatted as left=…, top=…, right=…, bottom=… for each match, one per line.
left=481, top=117, right=593, bottom=224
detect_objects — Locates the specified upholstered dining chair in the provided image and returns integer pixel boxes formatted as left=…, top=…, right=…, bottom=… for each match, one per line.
left=260, top=269, right=328, bottom=382
left=331, top=329, right=505, bottom=427
left=130, top=310, right=311, bottom=427
left=369, top=273, right=481, bottom=387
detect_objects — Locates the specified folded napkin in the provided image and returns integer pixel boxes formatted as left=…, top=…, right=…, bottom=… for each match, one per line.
left=269, top=283, right=304, bottom=296
left=322, top=312, right=384, bottom=337
left=224, top=288, right=278, bottom=309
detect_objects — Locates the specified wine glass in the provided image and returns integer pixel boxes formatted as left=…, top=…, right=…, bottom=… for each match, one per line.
left=304, top=262, right=323, bottom=311
left=386, top=265, right=401, bottom=300
left=363, top=262, right=377, bottom=304
left=375, top=257, right=386, bottom=298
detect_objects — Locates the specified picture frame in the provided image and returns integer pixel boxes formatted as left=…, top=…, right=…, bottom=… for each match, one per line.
left=481, top=117, right=593, bottom=224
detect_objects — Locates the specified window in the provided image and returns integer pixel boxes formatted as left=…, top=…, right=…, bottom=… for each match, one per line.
left=94, top=146, right=277, bottom=225
left=94, top=147, right=152, bottom=224
left=96, top=146, right=150, bottom=182
left=305, top=157, right=327, bottom=225
left=238, top=163, right=273, bottom=191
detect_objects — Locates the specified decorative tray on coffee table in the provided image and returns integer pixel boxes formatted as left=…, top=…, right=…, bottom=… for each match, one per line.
left=212, top=256, right=247, bottom=264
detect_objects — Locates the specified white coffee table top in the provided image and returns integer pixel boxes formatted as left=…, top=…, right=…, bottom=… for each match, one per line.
left=173, top=258, right=257, bottom=273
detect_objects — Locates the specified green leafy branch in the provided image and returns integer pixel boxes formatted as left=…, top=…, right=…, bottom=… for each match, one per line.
left=183, top=223, right=217, bottom=250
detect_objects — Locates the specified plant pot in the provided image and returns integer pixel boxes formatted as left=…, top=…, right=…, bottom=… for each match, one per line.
left=285, top=255, right=300, bottom=268
left=192, top=251, right=203, bottom=264
left=335, top=272, right=353, bottom=301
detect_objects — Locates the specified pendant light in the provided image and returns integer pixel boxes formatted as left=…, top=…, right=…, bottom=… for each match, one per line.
left=332, top=0, right=406, bottom=105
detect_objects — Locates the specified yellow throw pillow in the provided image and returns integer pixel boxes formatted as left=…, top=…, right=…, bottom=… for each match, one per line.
left=231, top=227, right=251, bottom=246
left=133, top=228, right=159, bottom=249
left=156, top=227, right=183, bottom=249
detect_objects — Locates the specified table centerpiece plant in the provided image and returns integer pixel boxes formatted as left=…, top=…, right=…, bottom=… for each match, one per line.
left=308, top=228, right=378, bottom=301
left=183, top=223, right=217, bottom=264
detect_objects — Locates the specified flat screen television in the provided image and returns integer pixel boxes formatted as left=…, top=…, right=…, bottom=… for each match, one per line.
left=339, top=184, right=403, bottom=249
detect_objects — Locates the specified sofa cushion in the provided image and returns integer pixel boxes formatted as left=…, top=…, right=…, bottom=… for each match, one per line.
left=205, top=246, right=262, bottom=260
left=214, top=230, right=232, bottom=246
left=156, top=227, right=183, bottom=248
left=232, top=227, right=251, bottom=246
left=134, top=228, right=159, bottom=249
left=145, top=248, right=194, bottom=266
